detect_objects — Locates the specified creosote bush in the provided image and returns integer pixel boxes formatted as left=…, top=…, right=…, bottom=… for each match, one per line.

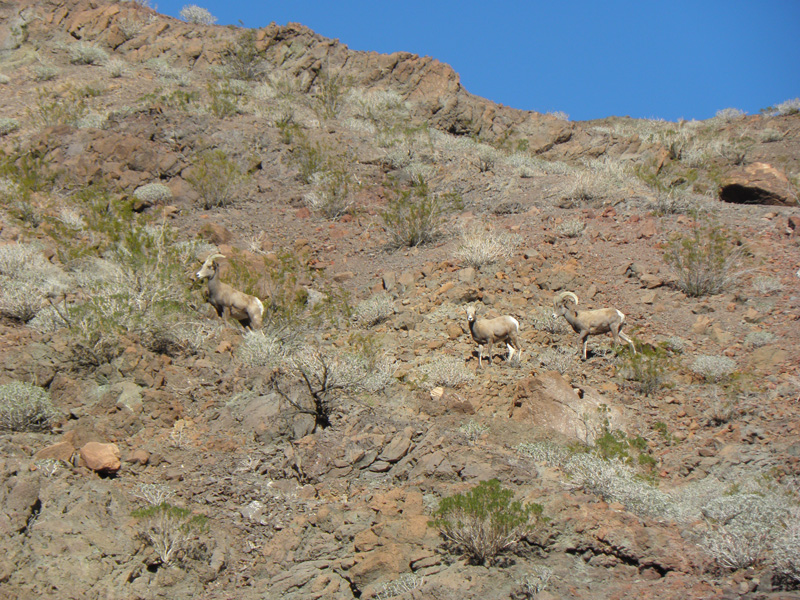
left=430, top=479, right=543, bottom=564
left=618, top=343, right=668, bottom=396
left=0, top=381, right=58, bottom=432
left=663, top=219, right=746, bottom=297
left=187, top=149, right=246, bottom=208
left=381, top=177, right=462, bottom=247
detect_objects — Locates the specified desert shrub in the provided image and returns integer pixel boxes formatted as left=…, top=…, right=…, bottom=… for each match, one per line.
left=652, top=189, right=694, bottom=215
left=374, top=574, right=425, bottom=600
left=27, top=87, right=87, bottom=128
left=303, top=165, right=354, bottom=220
left=618, top=344, right=668, bottom=396
left=355, top=294, right=394, bottom=327
left=132, top=503, right=208, bottom=565
left=538, top=346, right=575, bottom=374
left=699, top=492, right=791, bottom=571
left=381, top=177, right=462, bottom=247
left=313, top=67, right=351, bottom=120
left=714, top=107, right=746, bottom=121
left=222, top=29, right=265, bottom=81
left=661, top=336, right=687, bottom=354
left=459, top=420, right=488, bottom=445
left=0, top=118, right=19, bottom=136
left=769, top=98, right=800, bottom=116
left=104, top=58, right=127, bottom=78
left=663, top=219, right=746, bottom=297
left=237, top=328, right=294, bottom=369
left=530, top=307, right=569, bottom=335
left=350, top=88, right=408, bottom=130
left=69, top=42, right=109, bottom=65
left=32, top=63, right=58, bottom=82
left=0, top=381, right=58, bottom=432
left=179, top=4, right=217, bottom=25
left=290, top=136, right=328, bottom=184
left=514, top=565, right=554, bottom=599
left=690, top=354, right=737, bottom=382
left=752, top=275, right=783, bottom=295
left=555, top=219, right=585, bottom=238
left=207, top=79, right=243, bottom=118
left=418, top=356, right=474, bottom=389
left=133, top=183, right=173, bottom=205
left=0, top=243, right=68, bottom=323
left=454, top=222, right=520, bottom=268
left=430, top=479, right=543, bottom=564
left=186, top=149, right=246, bottom=208
left=744, top=330, right=777, bottom=349
left=774, top=511, right=800, bottom=585
left=476, top=145, right=500, bottom=173
left=133, top=483, right=176, bottom=506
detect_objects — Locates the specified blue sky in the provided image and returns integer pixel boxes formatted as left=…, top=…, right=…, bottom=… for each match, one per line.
left=153, top=1, right=800, bottom=122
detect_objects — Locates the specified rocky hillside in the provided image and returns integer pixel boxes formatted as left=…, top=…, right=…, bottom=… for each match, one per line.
left=1, top=1, right=800, bottom=599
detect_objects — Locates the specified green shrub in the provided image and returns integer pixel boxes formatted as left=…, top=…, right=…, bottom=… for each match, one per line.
left=0, top=381, right=58, bottom=432
left=304, top=164, right=355, bottom=220
left=313, top=67, right=351, bottom=120
left=27, top=87, right=87, bottom=128
left=186, top=149, right=246, bottom=208
left=207, top=80, right=242, bottom=118
left=290, top=136, right=327, bottom=184
left=381, top=177, right=462, bottom=247
left=618, top=343, right=668, bottom=396
left=430, top=479, right=543, bottom=564
left=222, top=29, right=265, bottom=81
left=663, top=219, right=746, bottom=297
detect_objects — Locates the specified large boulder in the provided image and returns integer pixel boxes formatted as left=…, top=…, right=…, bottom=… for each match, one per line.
left=719, top=162, right=798, bottom=206
left=509, top=371, right=626, bottom=444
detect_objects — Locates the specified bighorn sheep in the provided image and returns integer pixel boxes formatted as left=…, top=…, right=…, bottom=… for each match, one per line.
left=195, top=254, right=264, bottom=330
left=465, top=305, right=522, bottom=367
left=552, top=291, right=635, bottom=360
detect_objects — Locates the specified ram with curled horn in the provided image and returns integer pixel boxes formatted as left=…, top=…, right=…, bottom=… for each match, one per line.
left=195, top=253, right=264, bottom=330
left=552, top=291, right=635, bottom=360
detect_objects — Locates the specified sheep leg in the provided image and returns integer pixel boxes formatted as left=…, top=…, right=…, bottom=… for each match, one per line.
left=580, top=333, right=589, bottom=360
left=507, top=333, right=521, bottom=363
left=619, top=330, right=636, bottom=355
left=485, top=341, right=493, bottom=366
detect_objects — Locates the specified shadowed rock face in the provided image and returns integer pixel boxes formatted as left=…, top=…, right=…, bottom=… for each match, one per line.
left=719, top=162, right=798, bottom=206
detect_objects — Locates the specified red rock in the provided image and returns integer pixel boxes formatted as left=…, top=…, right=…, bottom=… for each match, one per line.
left=35, top=441, right=75, bottom=463
left=719, top=162, right=798, bottom=206
left=79, top=442, right=121, bottom=474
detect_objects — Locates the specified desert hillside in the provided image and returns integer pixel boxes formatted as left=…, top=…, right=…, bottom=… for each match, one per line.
left=1, top=2, right=799, bottom=599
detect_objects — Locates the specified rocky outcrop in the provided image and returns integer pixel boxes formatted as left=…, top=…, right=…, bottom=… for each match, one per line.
left=719, top=162, right=799, bottom=206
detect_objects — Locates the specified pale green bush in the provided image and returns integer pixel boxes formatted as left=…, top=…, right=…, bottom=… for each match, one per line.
left=714, top=107, right=746, bottom=121
left=179, top=5, right=217, bottom=25
left=455, top=222, right=520, bottom=268
left=69, top=42, right=109, bottom=65
left=691, top=355, right=737, bottom=382
left=355, top=294, right=394, bottom=327
left=0, top=118, right=19, bottom=136
left=0, top=381, right=58, bottom=432
left=744, top=330, right=777, bottom=349
left=418, top=356, right=473, bottom=390
left=134, top=183, right=173, bottom=205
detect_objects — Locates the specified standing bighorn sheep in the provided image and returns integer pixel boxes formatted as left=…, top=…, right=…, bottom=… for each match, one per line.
left=195, top=254, right=264, bottom=330
left=552, top=291, right=635, bottom=360
left=465, top=305, right=522, bottom=367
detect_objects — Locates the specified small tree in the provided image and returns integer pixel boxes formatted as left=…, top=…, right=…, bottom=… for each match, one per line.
left=430, top=479, right=543, bottom=564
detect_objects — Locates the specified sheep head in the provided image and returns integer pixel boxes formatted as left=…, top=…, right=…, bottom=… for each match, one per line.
left=552, top=291, right=579, bottom=317
left=465, top=305, right=479, bottom=324
left=196, top=253, right=226, bottom=280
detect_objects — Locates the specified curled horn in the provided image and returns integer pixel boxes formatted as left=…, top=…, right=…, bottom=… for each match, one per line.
left=553, top=291, right=579, bottom=307
left=202, top=253, right=226, bottom=265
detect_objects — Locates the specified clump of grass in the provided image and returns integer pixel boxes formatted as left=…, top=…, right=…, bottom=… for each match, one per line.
left=538, top=346, right=575, bottom=374
left=555, top=219, right=586, bottom=238
left=454, top=222, right=520, bottom=269
left=0, top=118, right=20, bottom=136
left=752, top=275, right=783, bottom=295
left=69, top=42, right=109, bottom=65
